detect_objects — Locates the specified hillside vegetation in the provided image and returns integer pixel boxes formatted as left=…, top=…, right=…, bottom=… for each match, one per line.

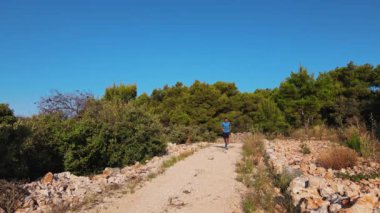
left=1, top=62, right=380, bottom=180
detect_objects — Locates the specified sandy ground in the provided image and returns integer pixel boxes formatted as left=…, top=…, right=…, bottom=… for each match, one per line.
left=94, top=142, right=244, bottom=213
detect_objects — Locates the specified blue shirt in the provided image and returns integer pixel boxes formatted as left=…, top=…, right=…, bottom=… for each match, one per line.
left=222, top=122, right=231, bottom=133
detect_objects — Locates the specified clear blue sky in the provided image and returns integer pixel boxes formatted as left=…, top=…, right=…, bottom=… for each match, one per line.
left=1, top=0, right=379, bottom=116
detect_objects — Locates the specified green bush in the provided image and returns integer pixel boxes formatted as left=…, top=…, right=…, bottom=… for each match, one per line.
left=21, top=115, right=66, bottom=179
left=0, top=104, right=29, bottom=180
left=63, top=102, right=166, bottom=175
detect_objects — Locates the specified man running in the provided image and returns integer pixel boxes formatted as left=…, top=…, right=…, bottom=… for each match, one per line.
left=221, top=118, right=231, bottom=149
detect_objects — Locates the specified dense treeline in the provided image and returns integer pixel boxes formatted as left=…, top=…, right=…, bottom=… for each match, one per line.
left=1, top=62, right=379, bottom=180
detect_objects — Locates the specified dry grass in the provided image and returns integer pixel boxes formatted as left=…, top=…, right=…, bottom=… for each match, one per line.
left=160, top=150, right=195, bottom=170
left=236, top=134, right=277, bottom=213
left=335, top=124, right=379, bottom=160
left=317, top=146, right=357, bottom=170
left=290, top=125, right=339, bottom=141
left=242, top=165, right=275, bottom=213
left=0, top=180, right=28, bottom=213
left=290, top=123, right=379, bottom=161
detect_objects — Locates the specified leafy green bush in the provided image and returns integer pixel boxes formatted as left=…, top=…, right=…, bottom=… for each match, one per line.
left=0, top=104, right=29, bottom=180
left=21, top=115, right=66, bottom=179
left=63, top=102, right=166, bottom=175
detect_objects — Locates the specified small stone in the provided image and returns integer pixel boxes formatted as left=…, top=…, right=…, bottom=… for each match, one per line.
left=319, top=187, right=334, bottom=198
left=308, top=176, right=326, bottom=188
left=335, top=183, right=346, bottom=195
left=349, top=194, right=377, bottom=213
left=91, top=174, right=105, bottom=181
left=305, top=197, right=329, bottom=209
left=315, top=167, right=326, bottom=175
left=103, top=167, right=120, bottom=178
left=134, top=162, right=141, bottom=168
left=41, top=172, right=54, bottom=185
left=310, top=206, right=328, bottom=213
left=309, top=163, right=317, bottom=171
left=340, top=197, right=351, bottom=207
left=326, top=169, right=334, bottom=179
left=22, top=196, right=36, bottom=208
left=369, top=162, right=377, bottom=168
left=329, top=203, right=342, bottom=213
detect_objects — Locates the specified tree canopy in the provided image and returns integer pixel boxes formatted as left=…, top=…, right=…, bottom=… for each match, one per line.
left=1, top=62, right=380, bottom=180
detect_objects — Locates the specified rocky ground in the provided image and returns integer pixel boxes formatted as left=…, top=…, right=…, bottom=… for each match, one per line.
left=12, top=141, right=210, bottom=213
left=265, top=139, right=380, bottom=213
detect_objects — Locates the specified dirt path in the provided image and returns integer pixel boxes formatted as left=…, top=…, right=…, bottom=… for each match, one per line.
left=95, top=142, right=244, bottom=213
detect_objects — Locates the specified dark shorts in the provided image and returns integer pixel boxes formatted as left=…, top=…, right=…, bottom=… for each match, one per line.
left=222, top=132, right=230, bottom=139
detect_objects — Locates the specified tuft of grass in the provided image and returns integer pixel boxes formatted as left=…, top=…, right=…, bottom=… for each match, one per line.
left=300, top=142, right=311, bottom=155
left=317, top=146, right=357, bottom=170
left=273, top=171, right=294, bottom=194
left=160, top=150, right=194, bottom=170
left=242, top=194, right=255, bottom=213
left=147, top=172, right=158, bottom=180
left=126, top=177, right=143, bottom=194
left=236, top=159, right=254, bottom=187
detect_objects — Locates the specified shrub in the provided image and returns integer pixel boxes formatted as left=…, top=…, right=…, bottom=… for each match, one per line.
left=317, top=147, right=357, bottom=170
left=63, top=103, right=166, bottom=175
left=0, top=104, right=30, bottom=180
left=166, top=125, right=201, bottom=144
left=21, top=115, right=66, bottom=180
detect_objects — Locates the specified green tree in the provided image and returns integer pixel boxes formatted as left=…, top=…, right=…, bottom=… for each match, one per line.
left=254, top=98, right=288, bottom=134
left=104, top=83, right=137, bottom=103
left=276, top=67, right=321, bottom=129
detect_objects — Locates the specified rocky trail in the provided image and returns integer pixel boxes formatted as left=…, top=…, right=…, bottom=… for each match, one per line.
left=91, top=142, right=245, bottom=213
